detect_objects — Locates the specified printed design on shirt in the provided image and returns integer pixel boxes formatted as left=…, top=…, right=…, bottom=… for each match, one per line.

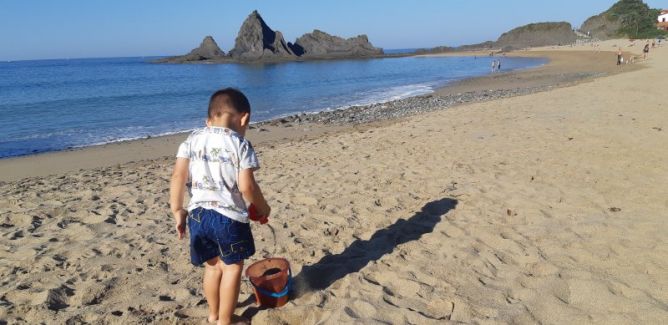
left=219, top=176, right=238, bottom=194
left=210, top=147, right=233, bottom=164
left=190, top=176, right=220, bottom=191
left=188, top=147, right=235, bottom=164
left=190, top=175, right=239, bottom=193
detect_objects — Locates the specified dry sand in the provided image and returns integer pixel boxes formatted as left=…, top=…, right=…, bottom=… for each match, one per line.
left=1, top=40, right=667, bottom=324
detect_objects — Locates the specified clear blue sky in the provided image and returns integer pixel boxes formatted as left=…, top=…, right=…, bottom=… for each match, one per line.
left=1, top=0, right=666, bottom=61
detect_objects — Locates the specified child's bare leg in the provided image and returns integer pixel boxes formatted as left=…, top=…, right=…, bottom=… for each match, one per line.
left=217, top=260, right=244, bottom=325
left=204, top=257, right=223, bottom=323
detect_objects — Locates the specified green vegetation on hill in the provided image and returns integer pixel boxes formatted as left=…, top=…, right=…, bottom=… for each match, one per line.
left=594, top=0, right=666, bottom=39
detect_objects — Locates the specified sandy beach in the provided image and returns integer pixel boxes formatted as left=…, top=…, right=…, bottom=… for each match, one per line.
left=1, top=40, right=667, bottom=324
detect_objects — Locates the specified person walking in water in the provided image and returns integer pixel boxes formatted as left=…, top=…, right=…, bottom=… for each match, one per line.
left=491, top=59, right=497, bottom=72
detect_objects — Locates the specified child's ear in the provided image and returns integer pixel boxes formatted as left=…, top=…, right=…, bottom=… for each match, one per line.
left=240, top=112, right=250, bottom=127
left=205, top=119, right=211, bottom=127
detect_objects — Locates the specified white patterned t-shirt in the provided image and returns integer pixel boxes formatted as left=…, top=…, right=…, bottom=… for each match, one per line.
left=176, top=127, right=259, bottom=223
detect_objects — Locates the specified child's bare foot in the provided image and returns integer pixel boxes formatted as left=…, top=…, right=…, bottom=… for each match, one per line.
left=218, top=315, right=250, bottom=325
left=208, top=314, right=218, bottom=323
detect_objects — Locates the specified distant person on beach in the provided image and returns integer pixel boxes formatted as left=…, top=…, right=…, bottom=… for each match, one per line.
left=643, top=42, right=650, bottom=59
left=617, top=48, right=623, bottom=66
left=170, top=88, right=270, bottom=325
left=497, top=60, right=502, bottom=71
left=491, top=60, right=497, bottom=72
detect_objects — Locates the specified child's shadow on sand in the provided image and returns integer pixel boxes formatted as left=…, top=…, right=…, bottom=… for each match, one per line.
left=292, top=197, right=458, bottom=296
left=242, top=197, right=457, bottom=319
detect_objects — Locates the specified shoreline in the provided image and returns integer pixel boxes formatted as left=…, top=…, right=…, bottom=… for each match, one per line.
left=152, top=52, right=414, bottom=64
left=0, top=49, right=640, bottom=181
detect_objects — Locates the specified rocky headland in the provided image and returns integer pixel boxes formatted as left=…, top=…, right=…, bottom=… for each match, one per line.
left=495, top=22, right=577, bottom=49
left=416, top=22, right=578, bottom=54
left=580, top=0, right=666, bottom=40
left=156, top=10, right=384, bottom=64
left=416, top=0, right=666, bottom=55
left=580, top=13, right=623, bottom=40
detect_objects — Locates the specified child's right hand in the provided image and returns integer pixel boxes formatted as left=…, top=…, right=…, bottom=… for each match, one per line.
left=173, top=209, right=188, bottom=239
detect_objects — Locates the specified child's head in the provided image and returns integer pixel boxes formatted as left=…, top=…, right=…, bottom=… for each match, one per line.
left=207, top=88, right=251, bottom=135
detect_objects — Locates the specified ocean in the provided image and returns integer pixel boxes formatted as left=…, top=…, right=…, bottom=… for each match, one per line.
left=0, top=55, right=546, bottom=158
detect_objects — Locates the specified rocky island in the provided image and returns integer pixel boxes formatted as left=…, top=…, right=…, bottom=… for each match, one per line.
left=156, top=10, right=383, bottom=64
left=290, top=30, right=383, bottom=58
left=170, top=36, right=226, bottom=62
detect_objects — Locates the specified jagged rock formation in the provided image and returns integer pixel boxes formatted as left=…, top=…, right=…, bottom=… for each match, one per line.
left=496, top=22, right=577, bottom=48
left=156, top=36, right=225, bottom=63
left=290, top=30, right=383, bottom=58
left=156, top=10, right=386, bottom=64
left=229, top=10, right=296, bottom=61
left=191, top=36, right=225, bottom=59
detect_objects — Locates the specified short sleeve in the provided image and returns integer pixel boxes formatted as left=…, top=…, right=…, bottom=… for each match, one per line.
left=239, top=140, right=260, bottom=170
left=176, top=138, right=191, bottom=159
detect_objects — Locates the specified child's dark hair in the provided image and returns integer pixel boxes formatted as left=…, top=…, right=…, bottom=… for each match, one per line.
left=208, top=88, right=251, bottom=118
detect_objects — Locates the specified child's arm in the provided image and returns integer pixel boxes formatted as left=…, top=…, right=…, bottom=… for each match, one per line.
left=169, top=157, right=189, bottom=239
left=238, top=168, right=270, bottom=218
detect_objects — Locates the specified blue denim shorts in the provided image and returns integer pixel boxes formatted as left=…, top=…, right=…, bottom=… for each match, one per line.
left=188, top=207, right=255, bottom=266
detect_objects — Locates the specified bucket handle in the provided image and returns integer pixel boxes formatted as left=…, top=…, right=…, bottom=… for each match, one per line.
left=252, top=268, right=292, bottom=298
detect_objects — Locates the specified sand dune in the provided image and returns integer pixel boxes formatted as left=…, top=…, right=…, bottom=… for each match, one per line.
left=1, top=41, right=667, bottom=324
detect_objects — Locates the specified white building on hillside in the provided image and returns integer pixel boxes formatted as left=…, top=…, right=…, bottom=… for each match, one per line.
left=658, top=10, right=668, bottom=31
left=659, top=10, right=668, bottom=22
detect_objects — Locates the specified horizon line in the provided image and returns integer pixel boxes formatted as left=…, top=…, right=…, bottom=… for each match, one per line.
left=0, top=48, right=425, bottom=63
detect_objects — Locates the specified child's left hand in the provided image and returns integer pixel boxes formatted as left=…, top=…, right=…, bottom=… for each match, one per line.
left=248, top=204, right=269, bottom=224
left=173, top=209, right=188, bottom=239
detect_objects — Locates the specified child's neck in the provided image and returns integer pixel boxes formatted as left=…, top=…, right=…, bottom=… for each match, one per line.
left=209, top=117, right=242, bottom=135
